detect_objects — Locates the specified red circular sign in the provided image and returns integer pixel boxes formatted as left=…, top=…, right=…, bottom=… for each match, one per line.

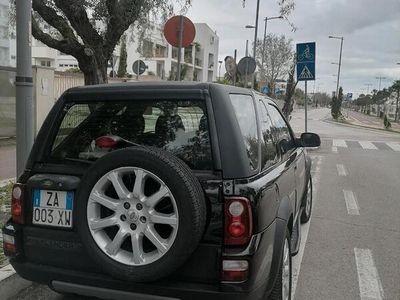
left=164, top=16, right=196, bottom=48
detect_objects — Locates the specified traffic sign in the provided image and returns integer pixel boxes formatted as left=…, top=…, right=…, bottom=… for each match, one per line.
left=164, top=16, right=196, bottom=48
left=296, top=42, right=316, bottom=81
left=237, top=56, right=257, bottom=76
left=132, top=60, right=147, bottom=75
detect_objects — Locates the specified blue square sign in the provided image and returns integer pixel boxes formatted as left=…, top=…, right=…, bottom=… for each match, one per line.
left=297, top=42, right=316, bottom=81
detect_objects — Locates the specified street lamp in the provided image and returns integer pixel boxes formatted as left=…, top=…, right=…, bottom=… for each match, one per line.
left=218, top=60, right=223, bottom=80
left=261, top=16, right=283, bottom=67
left=245, top=25, right=256, bottom=29
left=329, top=35, right=344, bottom=99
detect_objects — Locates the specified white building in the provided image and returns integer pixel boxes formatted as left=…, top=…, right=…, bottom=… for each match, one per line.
left=32, top=38, right=79, bottom=71
left=126, top=23, right=219, bottom=82
left=31, top=22, right=219, bottom=82
left=0, top=0, right=11, bottom=67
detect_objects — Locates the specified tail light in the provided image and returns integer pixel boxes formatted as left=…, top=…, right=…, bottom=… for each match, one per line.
left=222, top=260, right=249, bottom=281
left=11, top=184, right=25, bottom=224
left=3, top=232, right=16, bottom=255
left=224, top=197, right=252, bottom=246
left=95, top=136, right=118, bottom=148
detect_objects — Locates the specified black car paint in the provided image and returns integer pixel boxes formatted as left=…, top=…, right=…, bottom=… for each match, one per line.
left=5, top=82, right=312, bottom=300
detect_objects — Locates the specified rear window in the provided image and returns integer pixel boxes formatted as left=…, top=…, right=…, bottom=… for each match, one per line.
left=51, top=100, right=213, bottom=170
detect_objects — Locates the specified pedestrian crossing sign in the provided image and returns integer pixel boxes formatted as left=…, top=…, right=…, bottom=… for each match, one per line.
left=297, top=63, right=315, bottom=81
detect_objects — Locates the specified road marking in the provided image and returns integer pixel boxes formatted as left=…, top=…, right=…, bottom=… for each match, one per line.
left=333, top=139, right=347, bottom=148
left=343, top=190, right=360, bottom=215
left=359, top=141, right=378, bottom=150
left=292, top=155, right=323, bottom=298
left=336, top=164, right=347, bottom=176
left=332, top=146, right=338, bottom=153
left=354, top=248, right=384, bottom=300
left=386, top=142, right=400, bottom=152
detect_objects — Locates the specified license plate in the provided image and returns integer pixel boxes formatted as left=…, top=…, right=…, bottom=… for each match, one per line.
left=32, top=190, right=73, bottom=228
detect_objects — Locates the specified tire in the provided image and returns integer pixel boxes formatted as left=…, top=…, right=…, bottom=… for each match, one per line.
left=300, top=176, right=312, bottom=224
left=76, top=147, right=207, bottom=282
left=268, top=229, right=292, bottom=300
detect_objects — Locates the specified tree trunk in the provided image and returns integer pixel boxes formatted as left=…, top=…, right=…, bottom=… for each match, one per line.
left=78, top=55, right=108, bottom=85
left=396, top=91, right=399, bottom=122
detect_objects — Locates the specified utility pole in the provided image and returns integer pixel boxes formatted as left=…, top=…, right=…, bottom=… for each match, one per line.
left=376, top=76, right=386, bottom=91
left=16, top=0, right=34, bottom=177
left=365, top=83, right=372, bottom=94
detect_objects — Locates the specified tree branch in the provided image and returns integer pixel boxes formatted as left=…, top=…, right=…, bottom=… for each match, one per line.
left=54, top=0, right=103, bottom=46
left=32, top=0, right=77, bottom=40
left=32, top=17, right=83, bottom=56
left=103, top=0, right=144, bottom=56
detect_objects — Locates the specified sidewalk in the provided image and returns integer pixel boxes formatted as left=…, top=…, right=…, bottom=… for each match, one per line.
left=0, top=139, right=16, bottom=181
left=345, top=110, right=400, bottom=133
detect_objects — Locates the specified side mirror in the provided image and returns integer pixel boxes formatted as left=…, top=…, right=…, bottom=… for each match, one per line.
left=299, top=132, right=321, bottom=148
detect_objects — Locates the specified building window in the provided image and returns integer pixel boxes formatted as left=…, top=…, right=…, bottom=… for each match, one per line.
left=11, top=55, right=16, bottom=60
left=47, top=61, right=51, bottom=67
left=59, top=64, right=64, bottom=67
left=41, top=61, right=46, bottom=67
left=142, top=40, right=153, bottom=57
left=155, top=44, right=167, bottom=58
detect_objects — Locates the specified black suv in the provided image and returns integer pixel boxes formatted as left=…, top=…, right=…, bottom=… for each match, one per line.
left=3, top=82, right=320, bottom=300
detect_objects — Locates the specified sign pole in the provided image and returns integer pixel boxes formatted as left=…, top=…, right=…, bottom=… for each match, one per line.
left=305, top=80, right=308, bottom=132
left=177, top=16, right=184, bottom=81
left=233, top=49, right=237, bottom=86
left=137, top=61, right=140, bottom=81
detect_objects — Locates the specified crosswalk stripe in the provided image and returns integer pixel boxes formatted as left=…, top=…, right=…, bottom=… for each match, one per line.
left=386, top=142, right=400, bottom=151
left=336, top=164, right=347, bottom=176
left=333, top=139, right=347, bottom=148
left=354, top=248, right=384, bottom=300
left=358, top=141, right=378, bottom=150
left=343, top=190, right=359, bottom=215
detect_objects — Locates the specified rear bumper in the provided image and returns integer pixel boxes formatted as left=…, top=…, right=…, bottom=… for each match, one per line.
left=4, top=217, right=284, bottom=300
left=12, top=260, right=266, bottom=300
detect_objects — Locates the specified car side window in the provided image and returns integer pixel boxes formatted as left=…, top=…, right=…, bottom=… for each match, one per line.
left=229, top=94, right=259, bottom=171
left=266, top=103, right=294, bottom=154
left=259, top=100, right=279, bottom=170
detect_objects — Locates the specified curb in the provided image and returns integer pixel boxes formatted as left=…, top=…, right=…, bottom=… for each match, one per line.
left=0, top=264, right=31, bottom=299
left=323, top=118, right=400, bottom=135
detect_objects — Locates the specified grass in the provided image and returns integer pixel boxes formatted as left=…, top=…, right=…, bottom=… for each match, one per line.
left=0, top=183, right=12, bottom=267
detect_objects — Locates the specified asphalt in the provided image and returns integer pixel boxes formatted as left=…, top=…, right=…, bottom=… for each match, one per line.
left=7, top=107, right=400, bottom=300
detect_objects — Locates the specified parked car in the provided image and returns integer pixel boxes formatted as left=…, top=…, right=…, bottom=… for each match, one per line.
left=2, top=82, right=320, bottom=300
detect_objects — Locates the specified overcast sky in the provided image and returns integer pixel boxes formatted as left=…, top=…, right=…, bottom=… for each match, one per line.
left=187, top=0, right=400, bottom=97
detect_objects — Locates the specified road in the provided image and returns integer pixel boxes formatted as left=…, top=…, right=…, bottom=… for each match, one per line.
left=291, top=108, right=400, bottom=300
left=9, top=108, right=400, bottom=300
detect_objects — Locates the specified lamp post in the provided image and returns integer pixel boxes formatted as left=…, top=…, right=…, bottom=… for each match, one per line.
left=261, top=16, right=283, bottom=68
left=329, top=35, right=344, bottom=98
left=218, top=60, right=223, bottom=80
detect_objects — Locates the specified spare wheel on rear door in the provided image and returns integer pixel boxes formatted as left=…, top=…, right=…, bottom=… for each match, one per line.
left=76, top=147, right=207, bottom=282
